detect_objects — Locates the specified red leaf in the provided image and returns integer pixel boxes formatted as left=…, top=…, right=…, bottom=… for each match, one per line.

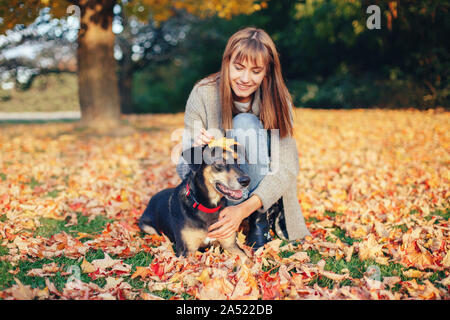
left=261, top=279, right=281, bottom=300
left=69, top=203, right=83, bottom=211
left=150, top=262, right=164, bottom=278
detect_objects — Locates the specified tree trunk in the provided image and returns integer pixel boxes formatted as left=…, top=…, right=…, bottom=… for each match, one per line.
left=118, top=39, right=134, bottom=114
left=77, top=0, right=121, bottom=130
left=117, top=9, right=135, bottom=115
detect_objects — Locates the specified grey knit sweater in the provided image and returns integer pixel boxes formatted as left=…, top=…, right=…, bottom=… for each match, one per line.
left=176, top=78, right=310, bottom=241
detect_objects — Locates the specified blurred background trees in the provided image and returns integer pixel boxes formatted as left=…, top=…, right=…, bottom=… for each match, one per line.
left=0, top=0, right=265, bottom=128
left=0, top=0, right=448, bottom=118
left=133, top=0, right=449, bottom=111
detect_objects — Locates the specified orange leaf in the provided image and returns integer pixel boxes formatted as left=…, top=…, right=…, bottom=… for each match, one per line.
left=131, top=266, right=151, bottom=280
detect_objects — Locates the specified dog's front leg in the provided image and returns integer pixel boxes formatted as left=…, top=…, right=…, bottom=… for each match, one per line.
left=175, top=241, right=190, bottom=257
left=179, top=227, right=207, bottom=256
left=219, top=233, right=252, bottom=265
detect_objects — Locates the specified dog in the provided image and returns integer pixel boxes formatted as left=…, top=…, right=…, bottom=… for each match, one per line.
left=138, top=139, right=251, bottom=263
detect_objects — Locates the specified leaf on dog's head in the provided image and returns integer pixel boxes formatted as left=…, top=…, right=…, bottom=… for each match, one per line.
left=208, top=137, right=239, bottom=153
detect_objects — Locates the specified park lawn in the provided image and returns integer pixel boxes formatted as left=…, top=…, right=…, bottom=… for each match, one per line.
left=0, top=73, right=79, bottom=113
left=0, top=109, right=448, bottom=299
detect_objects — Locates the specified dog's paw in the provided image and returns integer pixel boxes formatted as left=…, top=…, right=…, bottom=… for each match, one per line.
left=140, top=224, right=158, bottom=235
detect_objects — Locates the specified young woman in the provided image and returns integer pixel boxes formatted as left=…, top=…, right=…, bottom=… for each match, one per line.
left=176, top=27, right=310, bottom=249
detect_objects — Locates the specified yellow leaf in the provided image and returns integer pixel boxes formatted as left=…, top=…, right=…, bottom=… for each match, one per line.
left=236, top=230, right=246, bottom=246
left=80, top=258, right=96, bottom=273
left=208, top=137, right=240, bottom=156
left=11, top=278, right=37, bottom=300
left=353, top=227, right=368, bottom=238
left=320, top=270, right=349, bottom=282
left=198, top=278, right=233, bottom=300
left=197, top=268, right=210, bottom=284
left=76, top=232, right=93, bottom=240
left=358, top=234, right=384, bottom=260
left=230, top=264, right=258, bottom=300
left=403, top=269, right=423, bottom=278
left=442, top=251, right=450, bottom=268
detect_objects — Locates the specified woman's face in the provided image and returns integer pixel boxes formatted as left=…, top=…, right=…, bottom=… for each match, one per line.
left=229, top=51, right=266, bottom=103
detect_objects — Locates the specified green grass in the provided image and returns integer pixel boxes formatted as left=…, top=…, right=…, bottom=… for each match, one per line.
left=423, top=208, right=450, bottom=222
left=431, top=208, right=450, bottom=220
left=0, top=246, right=195, bottom=299
left=1, top=249, right=114, bottom=292
left=25, top=177, right=42, bottom=189
left=0, top=260, right=13, bottom=286
left=1, top=249, right=146, bottom=292
left=123, top=251, right=154, bottom=268
left=304, top=248, right=448, bottom=291
left=34, top=213, right=114, bottom=239
left=0, top=246, right=8, bottom=256
left=279, top=250, right=296, bottom=259
left=0, top=255, right=79, bottom=291
left=393, top=224, right=409, bottom=232
left=305, top=250, right=393, bottom=289
left=1, top=212, right=117, bottom=292
left=331, top=227, right=361, bottom=245
left=324, top=210, right=342, bottom=218
left=305, top=217, right=321, bottom=223
left=46, top=190, right=61, bottom=198
left=123, top=251, right=155, bottom=290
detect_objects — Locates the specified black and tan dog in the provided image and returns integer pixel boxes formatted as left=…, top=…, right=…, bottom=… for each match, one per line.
left=138, top=140, right=251, bottom=262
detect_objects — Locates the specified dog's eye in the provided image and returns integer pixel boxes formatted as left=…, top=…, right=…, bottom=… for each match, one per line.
left=213, top=163, right=225, bottom=171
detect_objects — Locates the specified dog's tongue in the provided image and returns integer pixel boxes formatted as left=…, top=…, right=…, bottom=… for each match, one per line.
left=229, top=189, right=242, bottom=199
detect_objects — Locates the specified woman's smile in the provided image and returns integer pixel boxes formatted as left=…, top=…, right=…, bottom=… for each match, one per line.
left=229, top=50, right=266, bottom=102
left=236, top=82, right=253, bottom=91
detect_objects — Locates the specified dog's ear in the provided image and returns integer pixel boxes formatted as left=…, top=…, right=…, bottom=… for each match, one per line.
left=203, top=146, right=226, bottom=165
left=181, top=144, right=207, bottom=172
left=232, top=143, right=247, bottom=164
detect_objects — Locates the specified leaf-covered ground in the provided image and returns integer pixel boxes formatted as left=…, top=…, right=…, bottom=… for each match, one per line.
left=0, top=109, right=448, bottom=300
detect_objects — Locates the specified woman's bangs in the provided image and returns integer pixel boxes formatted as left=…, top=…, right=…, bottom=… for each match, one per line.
left=232, top=41, right=269, bottom=68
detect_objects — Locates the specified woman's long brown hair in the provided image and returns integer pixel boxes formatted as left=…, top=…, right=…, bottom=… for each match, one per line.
left=197, top=27, right=294, bottom=138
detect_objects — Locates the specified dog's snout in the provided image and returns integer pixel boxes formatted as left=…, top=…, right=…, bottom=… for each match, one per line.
left=237, top=175, right=250, bottom=187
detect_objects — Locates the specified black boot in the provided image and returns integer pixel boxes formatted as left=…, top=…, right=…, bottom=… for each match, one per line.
left=245, top=210, right=273, bottom=250
left=245, top=198, right=288, bottom=250
left=266, top=198, right=288, bottom=240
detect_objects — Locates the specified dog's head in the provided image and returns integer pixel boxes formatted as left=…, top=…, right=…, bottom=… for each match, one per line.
left=182, top=139, right=250, bottom=201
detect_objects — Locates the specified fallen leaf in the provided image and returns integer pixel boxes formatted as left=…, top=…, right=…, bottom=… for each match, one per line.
left=403, top=269, right=423, bottom=278
left=288, top=251, right=310, bottom=263
left=358, top=234, right=385, bottom=261
left=81, top=258, right=96, bottom=273
left=130, top=266, right=151, bottom=280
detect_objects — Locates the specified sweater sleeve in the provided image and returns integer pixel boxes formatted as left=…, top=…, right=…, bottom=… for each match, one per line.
left=182, top=85, right=206, bottom=151
left=251, top=134, right=300, bottom=212
left=176, top=85, right=206, bottom=179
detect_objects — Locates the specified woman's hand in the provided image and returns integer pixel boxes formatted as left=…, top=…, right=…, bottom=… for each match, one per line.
left=207, top=195, right=263, bottom=239
left=207, top=205, right=248, bottom=239
left=193, top=128, right=214, bottom=147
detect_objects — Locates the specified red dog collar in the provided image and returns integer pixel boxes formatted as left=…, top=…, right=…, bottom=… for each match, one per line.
left=185, top=183, right=222, bottom=214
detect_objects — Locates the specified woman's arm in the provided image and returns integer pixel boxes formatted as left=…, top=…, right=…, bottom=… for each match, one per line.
left=183, top=85, right=207, bottom=149
left=239, top=194, right=263, bottom=215
left=176, top=85, right=206, bottom=178
left=207, top=194, right=262, bottom=239
left=251, top=135, right=299, bottom=212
